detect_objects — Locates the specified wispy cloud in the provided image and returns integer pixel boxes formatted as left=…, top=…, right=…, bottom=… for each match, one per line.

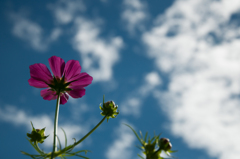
left=73, top=18, right=123, bottom=82
left=106, top=121, right=136, bottom=159
left=142, top=0, right=240, bottom=158
left=48, top=0, right=85, bottom=24
left=10, top=0, right=86, bottom=52
left=48, top=0, right=124, bottom=82
left=0, top=105, right=87, bottom=148
left=121, top=71, right=161, bottom=117
left=121, top=0, right=148, bottom=34
left=10, top=13, right=61, bottom=52
left=10, top=0, right=124, bottom=83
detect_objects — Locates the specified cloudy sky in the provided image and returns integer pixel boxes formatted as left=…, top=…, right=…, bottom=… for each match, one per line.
left=1, top=0, right=240, bottom=159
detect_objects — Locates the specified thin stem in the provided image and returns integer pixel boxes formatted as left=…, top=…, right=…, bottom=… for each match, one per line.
left=149, top=148, right=162, bottom=159
left=34, top=141, right=44, bottom=155
left=51, top=92, right=61, bottom=159
left=47, top=115, right=107, bottom=158
left=75, top=115, right=107, bottom=145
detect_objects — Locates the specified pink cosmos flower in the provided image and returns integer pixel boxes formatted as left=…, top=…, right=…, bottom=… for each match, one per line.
left=28, top=56, right=93, bottom=105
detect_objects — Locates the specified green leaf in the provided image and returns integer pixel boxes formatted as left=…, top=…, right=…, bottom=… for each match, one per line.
left=168, top=150, right=178, bottom=153
left=136, top=145, right=143, bottom=151
left=137, top=154, right=145, bottom=159
left=139, top=131, right=143, bottom=139
left=26, top=138, right=43, bottom=155
left=57, top=135, right=62, bottom=151
left=124, top=124, right=144, bottom=146
left=30, top=121, right=35, bottom=131
left=144, top=132, right=148, bottom=143
left=63, top=150, right=90, bottom=158
left=61, top=127, right=68, bottom=148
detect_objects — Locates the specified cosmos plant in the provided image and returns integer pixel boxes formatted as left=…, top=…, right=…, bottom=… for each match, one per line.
left=21, top=56, right=176, bottom=159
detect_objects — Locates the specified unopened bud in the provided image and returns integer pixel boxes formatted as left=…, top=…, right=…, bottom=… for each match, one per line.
left=36, top=129, right=45, bottom=136
left=159, top=138, right=172, bottom=151
left=105, top=101, right=115, bottom=107
left=100, top=100, right=119, bottom=121
left=27, top=122, right=49, bottom=143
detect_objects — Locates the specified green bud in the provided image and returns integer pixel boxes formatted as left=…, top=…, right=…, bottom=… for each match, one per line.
left=27, top=122, right=49, bottom=143
left=99, top=100, right=119, bottom=122
left=159, top=138, right=172, bottom=151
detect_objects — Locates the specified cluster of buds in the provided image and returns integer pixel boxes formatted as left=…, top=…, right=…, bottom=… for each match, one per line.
left=145, top=137, right=174, bottom=159
left=99, top=100, right=119, bottom=122
left=143, top=137, right=173, bottom=159
left=125, top=124, right=176, bottom=159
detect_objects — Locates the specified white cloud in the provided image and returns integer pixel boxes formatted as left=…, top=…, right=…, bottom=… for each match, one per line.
left=106, top=122, right=136, bottom=159
left=145, top=71, right=162, bottom=87
left=73, top=18, right=123, bottom=82
left=10, top=13, right=61, bottom=52
left=142, top=0, right=240, bottom=159
left=0, top=105, right=87, bottom=149
left=50, top=28, right=62, bottom=41
left=121, top=72, right=161, bottom=117
left=48, top=0, right=85, bottom=24
left=122, top=0, right=148, bottom=34
left=48, top=0, right=124, bottom=82
left=121, top=97, right=141, bottom=116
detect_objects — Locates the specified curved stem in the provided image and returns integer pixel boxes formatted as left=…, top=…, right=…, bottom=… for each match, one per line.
left=75, top=115, right=107, bottom=145
left=47, top=115, right=107, bottom=158
left=51, top=92, right=61, bottom=159
left=34, top=141, right=44, bottom=155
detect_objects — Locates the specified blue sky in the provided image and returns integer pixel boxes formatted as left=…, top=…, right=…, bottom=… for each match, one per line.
left=1, top=0, right=240, bottom=159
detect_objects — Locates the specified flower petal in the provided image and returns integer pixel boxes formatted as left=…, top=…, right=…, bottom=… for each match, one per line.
left=64, top=60, right=81, bottom=81
left=48, top=56, right=65, bottom=79
left=60, top=93, right=69, bottom=105
left=68, top=87, right=86, bottom=98
left=68, top=72, right=93, bottom=87
left=28, top=78, right=49, bottom=88
left=29, top=63, right=53, bottom=84
left=41, top=89, right=57, bottom=100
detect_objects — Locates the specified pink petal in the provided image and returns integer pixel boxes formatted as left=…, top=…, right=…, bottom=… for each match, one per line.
left=41, top=89, right=58, bottom=100
left=64, top=60, right=81, bottom=81
left=28, top=78, right=49, bottom=88
left=68, top=87, right=86, bottom=98
left=69, top=72, right=93, bottom=87
left=29, top=63, right=53, bottom=84
left=60, top=93, right=69, bottom=105
left=48, top=56, right=65, bottom=79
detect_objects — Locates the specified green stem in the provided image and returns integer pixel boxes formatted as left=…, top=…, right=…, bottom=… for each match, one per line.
left=34, top=141, right=44, bottom=155
left=51, top=92, right=61, bottom=159
left=149, top=148, right=162, bottom=159
left=75, top=115, right=107, bottom=145
left=48, top=115, right=107, bottom=158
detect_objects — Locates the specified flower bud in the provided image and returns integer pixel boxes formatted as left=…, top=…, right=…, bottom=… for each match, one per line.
left=27, top=122, right=49, bottom=143
left=159, top=138, right=172, bottom=151
left=105, top=101, right=114, bottom=107
left=99, top=100, right=119, bottom=121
